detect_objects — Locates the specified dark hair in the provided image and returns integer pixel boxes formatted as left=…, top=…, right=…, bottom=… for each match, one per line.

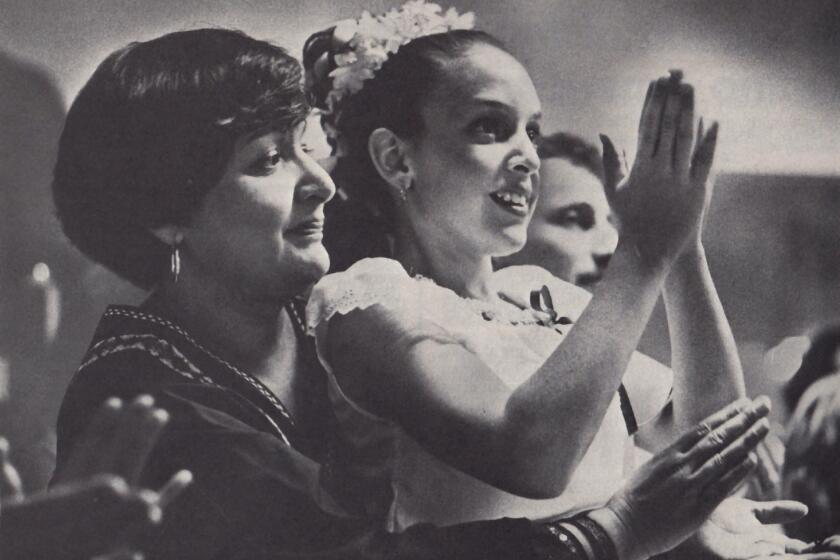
left=53, top=28, right=308, bottom=288
left=537, top=132, right=605, bottom=184
left=303, top=28, right=511, bottom=271
left=783, top=374, right=840, bottom=542
left=784, top=323, right=840, bottom=412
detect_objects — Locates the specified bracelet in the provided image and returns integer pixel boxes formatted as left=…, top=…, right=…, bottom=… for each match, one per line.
left=545, top=521, right=589, bottom=558
left=570, top=513, right=620, bottom=560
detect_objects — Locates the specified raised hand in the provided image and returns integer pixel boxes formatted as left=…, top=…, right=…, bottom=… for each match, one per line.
left=589, top=396, right=773, bottom=560
left=0, top=395, right=192, bottom=560
left=600, top=71, right=718, bottom=268
left=54, top=394, right=173, bottom=486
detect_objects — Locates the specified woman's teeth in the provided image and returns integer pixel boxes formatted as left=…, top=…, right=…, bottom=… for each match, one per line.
left=491, top=191, right=528, bottom=209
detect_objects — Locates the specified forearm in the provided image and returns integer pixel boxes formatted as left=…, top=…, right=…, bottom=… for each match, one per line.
left=506, top=239, right=669, bottom=492
left=663, top=245, right=745, bottom=433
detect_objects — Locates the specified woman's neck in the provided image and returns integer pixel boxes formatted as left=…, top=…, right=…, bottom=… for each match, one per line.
left=394, top=221, right=496, bottom=301
left=144, top=272, right=295, bottom=375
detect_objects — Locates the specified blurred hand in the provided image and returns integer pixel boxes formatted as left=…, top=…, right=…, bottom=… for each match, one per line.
left=0, top=436, right=24, bottom=502
left=0, top=395, right=192, bottom=560
left=600, top=71, right=718, bottom=268
left=590, top=396, right=771, bottom=560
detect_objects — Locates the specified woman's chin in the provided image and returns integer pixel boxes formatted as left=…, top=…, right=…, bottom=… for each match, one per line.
left=284, top=246, right=331, bottom=285
left=489, top=229, right=528, bottom=258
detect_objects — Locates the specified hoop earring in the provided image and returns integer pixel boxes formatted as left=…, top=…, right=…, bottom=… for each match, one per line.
left=170, top=237, right=182, bottom=283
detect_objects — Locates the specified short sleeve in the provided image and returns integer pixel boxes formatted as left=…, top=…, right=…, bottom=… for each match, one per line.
left=306, top=258, right=416, bottom=335
left=306, top=258, right=473, bottom=375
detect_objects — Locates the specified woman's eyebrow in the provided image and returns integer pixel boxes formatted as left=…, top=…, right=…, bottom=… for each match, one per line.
left=468, top=98, right=542, bottom=122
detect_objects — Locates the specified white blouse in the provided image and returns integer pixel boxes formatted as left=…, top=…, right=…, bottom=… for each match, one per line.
left=307, top=257, right=671, bottom=532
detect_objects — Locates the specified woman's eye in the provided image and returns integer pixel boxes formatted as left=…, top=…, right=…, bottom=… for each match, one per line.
left=301, top=143, right=315, bottom=155
left=246, top=149, right=283, bottom=176
left=470, top=117, right=509, bottom=141
left=527, top=124, right=541, bottom=142
left=559, top=210, right=582, bottom=226
left=553, top=205, right=595, bottom=229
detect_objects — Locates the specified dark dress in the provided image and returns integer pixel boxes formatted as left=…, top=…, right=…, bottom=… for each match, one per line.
left=52, top=304, right=614, bottom=560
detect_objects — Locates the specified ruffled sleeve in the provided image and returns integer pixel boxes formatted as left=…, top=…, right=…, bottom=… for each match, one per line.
left=306, top=258, right=415, bottom=335
left=306, top=258, right=473, bottom=375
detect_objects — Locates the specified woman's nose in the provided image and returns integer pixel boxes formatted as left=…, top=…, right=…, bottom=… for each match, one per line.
left=298, top=154, right=336, bottom=202
left=593, top=224, right=619, bottom=271
left=508, top=132, right=540, bottom=176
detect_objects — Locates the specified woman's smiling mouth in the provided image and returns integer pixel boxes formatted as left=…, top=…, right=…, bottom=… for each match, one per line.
left=490, top=189, right=530, bottom=217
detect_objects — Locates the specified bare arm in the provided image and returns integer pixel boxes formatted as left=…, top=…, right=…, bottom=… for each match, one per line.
left=663, top=245, right=746, bottom=434
left=641, top=103, right=745, bottom=448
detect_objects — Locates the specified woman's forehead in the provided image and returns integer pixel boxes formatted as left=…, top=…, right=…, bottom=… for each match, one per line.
left=430, top=44, right=540, bottom=117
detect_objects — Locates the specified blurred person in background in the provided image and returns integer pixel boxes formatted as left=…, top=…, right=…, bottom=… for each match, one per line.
left=783, top=372, right=840, bottom=544
left=780, top=324, right=840, bottom=542
left=784, top=323, right=840, bottom=416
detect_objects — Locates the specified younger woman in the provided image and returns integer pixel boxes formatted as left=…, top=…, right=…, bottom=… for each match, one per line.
left=304, top=3, right=745, bottom=531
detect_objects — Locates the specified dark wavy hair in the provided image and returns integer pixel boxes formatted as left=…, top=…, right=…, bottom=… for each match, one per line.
left=53, top=28, right=308, bottom=288
left=784, top=323, right=840, bottom=413
left=783, top=374, right=840, bottom=542
left=303, top=28, right=511, bottom=271
left=537, top=132, right=605, bottom=184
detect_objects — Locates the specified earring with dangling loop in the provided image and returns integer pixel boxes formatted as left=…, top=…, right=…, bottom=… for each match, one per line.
left=398, top=178, right=413, bottom=204
left=170, top=232, right=183, bottom=283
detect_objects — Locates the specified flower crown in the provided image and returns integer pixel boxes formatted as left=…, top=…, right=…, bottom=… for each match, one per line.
left=322, top=1, right=475, bottom=139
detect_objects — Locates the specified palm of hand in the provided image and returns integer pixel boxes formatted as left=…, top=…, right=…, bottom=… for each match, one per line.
left=676, top=497, right=806, bottom=560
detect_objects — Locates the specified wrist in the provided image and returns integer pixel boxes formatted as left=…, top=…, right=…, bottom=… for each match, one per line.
left=664, top=243, right=709, bottom=291
left=586, top=506, right=647, bottom=560
left=612, top=236, right=672, bottom=280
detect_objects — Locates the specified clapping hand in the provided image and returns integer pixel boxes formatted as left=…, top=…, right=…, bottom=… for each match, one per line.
left=600, top=71, right=717, bottom=267
left=1, top=395, right=192, bottom=560
left=590, top=397, right=772, bottom=559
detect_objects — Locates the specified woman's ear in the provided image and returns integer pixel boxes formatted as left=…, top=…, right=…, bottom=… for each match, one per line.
left=150, top=225, right=183, bottom=246
left=368, top=127, right=414, bottom=200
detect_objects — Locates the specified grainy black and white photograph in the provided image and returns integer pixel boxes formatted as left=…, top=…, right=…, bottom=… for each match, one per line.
left=1, top=1, right=839, bottom=558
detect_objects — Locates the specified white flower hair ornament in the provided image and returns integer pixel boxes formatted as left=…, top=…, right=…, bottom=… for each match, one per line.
left=311, top=1, right=475, bottom=143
